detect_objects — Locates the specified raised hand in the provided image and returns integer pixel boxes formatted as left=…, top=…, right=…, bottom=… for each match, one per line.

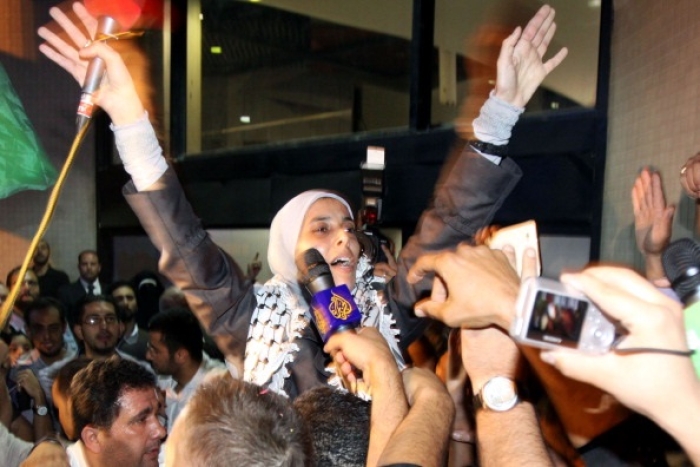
left=632, top=168, right=674, bottom=255
left=631, top=168, right=674, bottom=284
left=494, top=4, right=568, bottom=108
left=37, top=2, right=144, bottom=125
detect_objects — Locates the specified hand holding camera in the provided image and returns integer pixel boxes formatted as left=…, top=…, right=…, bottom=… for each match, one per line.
left=536, top=266, right=697, bottom=427
left=511, top=277, right=620, bottom=354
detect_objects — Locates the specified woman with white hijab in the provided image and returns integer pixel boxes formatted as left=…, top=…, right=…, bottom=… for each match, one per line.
left=39, top=3, right=566, bottom=398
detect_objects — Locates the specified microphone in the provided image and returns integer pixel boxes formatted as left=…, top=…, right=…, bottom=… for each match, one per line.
left=296, top=248, right=362, bottom=342
left=662, top=237, right=700, bottom=376
left=77, top=0, right=144, bottom=132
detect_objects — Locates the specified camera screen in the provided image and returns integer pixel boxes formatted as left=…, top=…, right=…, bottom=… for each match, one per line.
left=526, top=290, right=588, bottom=348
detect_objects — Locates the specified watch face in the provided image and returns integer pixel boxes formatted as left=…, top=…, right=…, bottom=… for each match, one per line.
left=35, top=405, right=48, bottom=416
left=482, top=376, right=518, bottom=411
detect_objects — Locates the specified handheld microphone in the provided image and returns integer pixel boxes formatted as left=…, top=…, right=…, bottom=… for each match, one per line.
left=77, top=0, right=144, bottom=132
left=296, top=248, right=362, bottom=342
left=662, top=237, right=700, bottom=376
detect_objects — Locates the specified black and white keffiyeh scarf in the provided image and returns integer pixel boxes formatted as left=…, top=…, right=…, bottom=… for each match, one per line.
left=243, top=255, right=403, bottom=397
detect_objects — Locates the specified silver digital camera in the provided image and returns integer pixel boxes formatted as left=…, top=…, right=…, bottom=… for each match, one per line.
left=510, top=277, right=619, bottom=354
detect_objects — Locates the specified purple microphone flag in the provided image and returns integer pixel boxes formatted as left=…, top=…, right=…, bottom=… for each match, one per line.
left=311, top=284, right=362, bottom=342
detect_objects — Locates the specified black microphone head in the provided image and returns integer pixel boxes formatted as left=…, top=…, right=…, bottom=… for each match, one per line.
left=296, top=248, right=334, bottom=293
left=662, top=237, right=700, bottom=303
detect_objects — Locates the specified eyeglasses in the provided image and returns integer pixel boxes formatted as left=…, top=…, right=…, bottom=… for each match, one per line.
left=83, top=315, right=118, bottom=326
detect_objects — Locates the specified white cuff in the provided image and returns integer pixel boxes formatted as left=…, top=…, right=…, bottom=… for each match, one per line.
left=472, top=90, right=524, bottom=146
left=111, top=112, right=168, bottom=191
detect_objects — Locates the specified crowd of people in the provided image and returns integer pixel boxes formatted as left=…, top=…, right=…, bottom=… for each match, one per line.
left=1, top=1, right=699, bottom=466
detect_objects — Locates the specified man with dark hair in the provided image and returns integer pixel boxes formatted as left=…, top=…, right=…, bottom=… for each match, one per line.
left=20, top=298, right=78, bottom=407
left=33, top=239, right=70, bottom=299
left=58, top=250, right=104, bottom=325
left=293, top=386, right=371, bottom=467
left=146, top=309, right=225, bottom=431
left=110, top=281, right=149, bottom=360
left=72, top=295, right=122, bottom=360
left=68, top=356, right=166, bottom=466
left=164, top=372, right=313, bottom=467
left=6, top=266, right=41, bottom=334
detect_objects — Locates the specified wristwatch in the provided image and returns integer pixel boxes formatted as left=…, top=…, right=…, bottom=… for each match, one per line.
left=34, top=405, right=48, bottom=416
left=473, top=376, right=520, bottom=412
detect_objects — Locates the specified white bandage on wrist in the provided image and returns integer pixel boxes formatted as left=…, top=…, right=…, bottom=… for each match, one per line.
left=111, top=112, right=168, bottom=191
left=472, top=90, right=524, bottom=146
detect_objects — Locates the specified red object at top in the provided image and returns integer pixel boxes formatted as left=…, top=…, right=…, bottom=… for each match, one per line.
left=84, top=0, right=145, bottom=30
left=363, top=206, right=378, bottom=225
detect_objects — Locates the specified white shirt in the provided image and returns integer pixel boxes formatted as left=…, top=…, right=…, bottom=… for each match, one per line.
left=67, top=441, right=90, bottom=467
left=157, top=354, right=226, bottom=431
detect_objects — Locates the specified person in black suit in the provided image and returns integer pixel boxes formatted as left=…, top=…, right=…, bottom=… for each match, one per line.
left=57, top=250, right=105, bottom=326
left=32, top=239, right=70, bottom=299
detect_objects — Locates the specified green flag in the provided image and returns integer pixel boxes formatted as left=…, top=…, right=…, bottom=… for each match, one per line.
left=0, top=61, right=57, bottom=199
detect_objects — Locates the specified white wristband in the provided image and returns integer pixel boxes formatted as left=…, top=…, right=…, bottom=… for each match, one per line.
left=111, top=112, right=168, bottom=191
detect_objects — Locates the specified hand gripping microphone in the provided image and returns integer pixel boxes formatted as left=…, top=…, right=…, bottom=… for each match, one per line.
left=77, top=0, right=144, bottom=132
left=296, top=248, right=362, bottom=342
left=662, top=237, right=700, bottom=376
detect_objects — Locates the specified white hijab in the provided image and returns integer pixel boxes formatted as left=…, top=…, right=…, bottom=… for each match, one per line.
left=267, top=190, right=353, bottom=288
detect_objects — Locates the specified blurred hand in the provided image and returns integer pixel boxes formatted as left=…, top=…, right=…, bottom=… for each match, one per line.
left=632, top=168, right=674, bottom=256
left=20, top=441, right=69, bottom=467
left=247, top=255, right=262, bottom=282
left=16, top=369, right=44, bottom=402
left=473, top=225, right=500, bottom=246
left=680, top=152, right=700, bottom=199
left=373, top=245, right=398, bottom=282
left=407, top=244, right=520, bottom=330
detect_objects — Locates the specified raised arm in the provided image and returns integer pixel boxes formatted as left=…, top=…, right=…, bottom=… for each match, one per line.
left=390, top=5, right=568, bottom=346
left=324, top=327, right=408, bottom=467
left=38, top=2, right=255, bottom=373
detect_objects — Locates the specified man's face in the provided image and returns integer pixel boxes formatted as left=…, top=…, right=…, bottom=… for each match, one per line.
left=75, top=301, right=120, bottom=357
left=33, top=240, right=50, bottom=266
left=295, top=198, right=361, bottom=290
left=146, top=331, right=176, bottom=376
left=9, top=270, right=40, bottom=308
left=112, top=286, right=138, bottom=321
left=97, top=387, right=166, bottom=467
left=78, top=253, right=101, bottom=283
left=27, top=307, right=65, bottom=358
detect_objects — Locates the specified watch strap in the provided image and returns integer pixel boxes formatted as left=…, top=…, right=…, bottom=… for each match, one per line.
left=468, top=139, right=508, bottom=157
